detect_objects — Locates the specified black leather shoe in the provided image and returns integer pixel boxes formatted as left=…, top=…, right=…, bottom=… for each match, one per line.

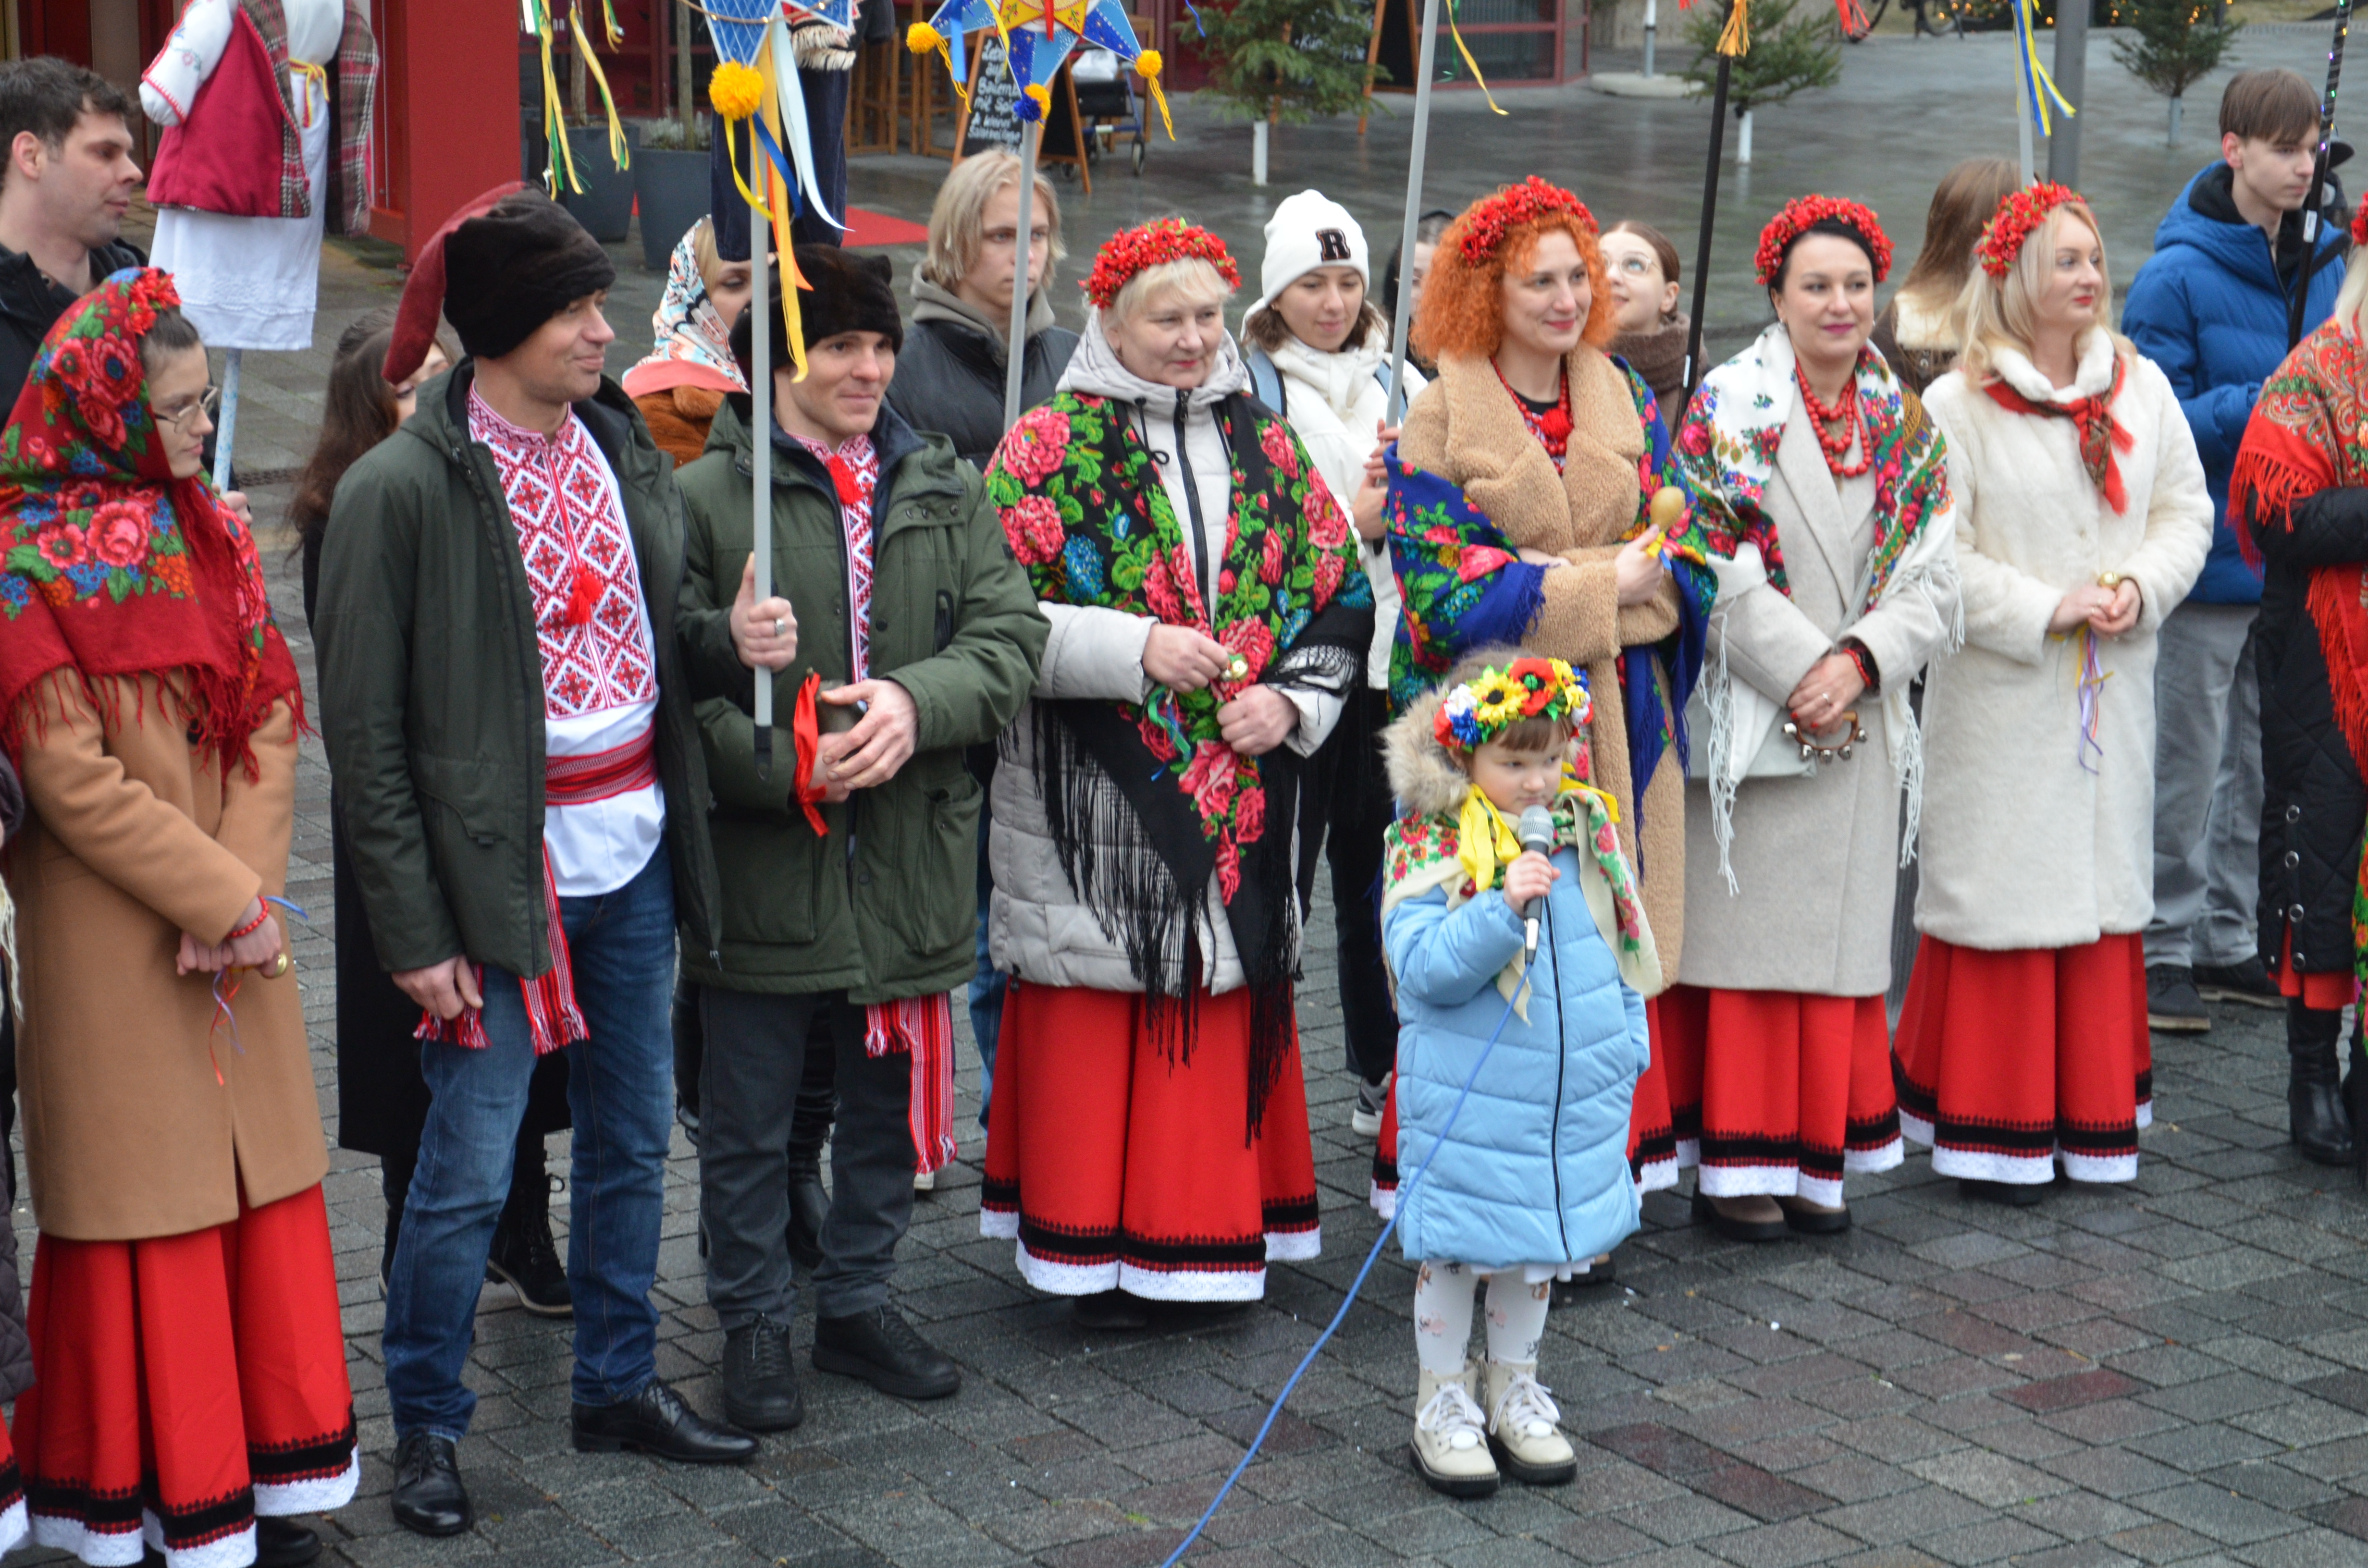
left=1073, top=1289, right=1150, bottom=1330
left=255, top=1517, right=321, bottom=1568
left=722, top=1315, right=804, bottom=1432
left=486, top=1177, right=572, bottom=1318
left=1690, top=1189, right=1787, bottom=1242
left=2290, top=1001, right=2357, bottom=1166
left=390, top=1432, right=471, bottom=1537
left=1959, top=1177, right=2047, bottom=1207
left=785, top=1174, right=829, bottom=1276
left=814, top=1305, right=961, bottom=1399
left=572, top=1379, right=758, bottom=1463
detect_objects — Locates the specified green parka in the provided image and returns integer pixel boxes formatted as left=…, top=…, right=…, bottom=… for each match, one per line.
left=315, top=366, right=722, bottom=979
left=674, top=394, right=1045, bottom=999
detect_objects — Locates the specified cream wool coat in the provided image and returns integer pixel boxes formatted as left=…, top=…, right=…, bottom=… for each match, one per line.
left=1678, top=399, right=1960, bottom=997
left=1398, top=345, right=1690, bottom=980
left=1917, top=334, right=2213, bottom=950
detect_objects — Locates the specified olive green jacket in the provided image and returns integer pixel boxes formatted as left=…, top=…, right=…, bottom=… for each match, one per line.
left=674, top=395, right=1045, bottom=998
left=315, top=365, right=722, bottom=979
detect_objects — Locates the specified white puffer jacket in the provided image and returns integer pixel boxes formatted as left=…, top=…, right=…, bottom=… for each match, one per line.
left=1260, top=332, right=1422, bottom=688
left=988, top=314, right=1345, bottom=993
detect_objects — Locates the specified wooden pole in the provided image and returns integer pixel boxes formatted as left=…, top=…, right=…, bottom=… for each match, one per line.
left=1681, top=54, right=1730, bottom=405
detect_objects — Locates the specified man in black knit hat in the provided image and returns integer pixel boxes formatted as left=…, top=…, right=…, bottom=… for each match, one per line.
left=317, top=186, right=775, bottom=1534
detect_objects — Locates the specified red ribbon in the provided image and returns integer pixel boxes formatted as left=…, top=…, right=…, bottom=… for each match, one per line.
left=791, top=671, right=829, bottom=836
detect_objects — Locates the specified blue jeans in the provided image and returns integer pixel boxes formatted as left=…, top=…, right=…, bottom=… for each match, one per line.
left=384, top=844, right=677, bottom=1440
left=967, top=808, right=1006, bottom=1132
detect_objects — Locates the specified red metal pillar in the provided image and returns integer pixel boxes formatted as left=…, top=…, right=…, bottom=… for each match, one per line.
left=368, top=0, right=522, bottom=261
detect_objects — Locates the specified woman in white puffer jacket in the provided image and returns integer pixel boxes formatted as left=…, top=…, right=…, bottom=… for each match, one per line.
left=1241, top=190, right=1425, bottom=1137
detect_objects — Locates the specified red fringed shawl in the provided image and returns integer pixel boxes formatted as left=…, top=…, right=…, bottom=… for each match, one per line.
left=0, top=269, right=302, bottom=773
left=1982, top=354, right=2134, bottom=515
left=2229, top=320, right=2368, bottom=978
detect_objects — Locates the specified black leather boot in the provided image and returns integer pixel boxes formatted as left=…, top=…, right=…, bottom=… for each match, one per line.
left=486, top=1141, right=572, bottom=1316
left=784, top=1048, right=838, bottom=1274
left=2349, top=1025, right=2368, bottom=1188
left=2289, top=1000, right=2356, bottom=1166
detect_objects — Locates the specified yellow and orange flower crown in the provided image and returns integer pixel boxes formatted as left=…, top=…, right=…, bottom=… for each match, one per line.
left=1081, top=219, right=1241, bottom=310
left=1978, top=182, right=2083, bottom=280
left=1434, top=657, right=1591, bottom=751
left=1452, top=177, right=1596, bottom=267
left=1753, top=195, right=1892, bottom=287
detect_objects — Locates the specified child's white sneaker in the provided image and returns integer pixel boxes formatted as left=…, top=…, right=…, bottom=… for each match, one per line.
left=1483, top=1360, right=1578, bottom=1485
left=1350, top=1072, right=1392, bottom=1139
left=1412, top=1362, right=1500, bottom=1497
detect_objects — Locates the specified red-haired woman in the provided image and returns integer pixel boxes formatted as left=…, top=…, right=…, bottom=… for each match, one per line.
left=1666, top=196, right=1961, bottom=1239
left=977, top=220, right=1375, bottom=1323
left=1381, top=178, right=1714, bottom=1237
left=1902, top=185, right=2212, bottom=1202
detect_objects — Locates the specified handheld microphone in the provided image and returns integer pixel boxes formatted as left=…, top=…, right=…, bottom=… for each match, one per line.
left=1517, top=804, right=1555, bottom=956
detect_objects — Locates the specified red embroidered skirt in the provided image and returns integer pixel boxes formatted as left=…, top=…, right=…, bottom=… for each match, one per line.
left=1662, top=985, right=1902, bottom=1207
left=979, top=980, right=1320, bottom=1301
left=1892, top=932, right=2152, bottom=1185
left=15, top=1184, right=358, bottom=1568
left=1370, top=996, right=1676, bottom=1214
left=2274, top=927, right=2355, bottom=1011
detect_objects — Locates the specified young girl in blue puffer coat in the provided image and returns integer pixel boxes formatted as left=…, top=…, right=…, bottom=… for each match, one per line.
left=1381, top=649, right=1660, bottom=1501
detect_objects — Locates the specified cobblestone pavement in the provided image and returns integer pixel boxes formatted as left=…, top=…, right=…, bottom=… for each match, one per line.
left=50, top=20, right=2368, bottom=1567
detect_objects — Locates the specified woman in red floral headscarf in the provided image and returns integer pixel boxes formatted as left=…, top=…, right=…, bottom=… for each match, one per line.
left=977, top=220, right=1374, bottom=1323
left=0, top=269, right=355, bottom=1568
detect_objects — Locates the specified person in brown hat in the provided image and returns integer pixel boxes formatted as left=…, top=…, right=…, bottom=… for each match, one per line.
left=315, top=186, right=765, bottom=1536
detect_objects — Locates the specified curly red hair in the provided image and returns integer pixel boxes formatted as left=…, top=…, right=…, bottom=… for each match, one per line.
left=1411, top=208, right=1615, bottom=363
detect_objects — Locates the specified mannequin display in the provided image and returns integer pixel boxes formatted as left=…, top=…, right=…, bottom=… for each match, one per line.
left=140, top=0, right=378, bottom=353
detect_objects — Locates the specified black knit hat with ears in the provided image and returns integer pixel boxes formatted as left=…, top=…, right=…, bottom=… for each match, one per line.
left=731, top=245, right=904, bottom=378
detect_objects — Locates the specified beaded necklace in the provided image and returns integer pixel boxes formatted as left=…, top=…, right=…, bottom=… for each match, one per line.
left=1496, top=360, right=1573, bottom=468
left=1794, top=356, right=1873, bottom=478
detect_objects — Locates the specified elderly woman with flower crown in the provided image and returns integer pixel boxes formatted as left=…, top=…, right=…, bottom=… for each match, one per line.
left=1900, top=184, right=2211, bottom=1204
left=976, top=219, right=1374, bottom=1324
left=1379, top=177, right=1713, bottom=1231
left=1666, top=195, right=1961, bottom=1241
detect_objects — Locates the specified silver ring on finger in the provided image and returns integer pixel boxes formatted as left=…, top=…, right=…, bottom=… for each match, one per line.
left=773, top=617, right=786, bottom=638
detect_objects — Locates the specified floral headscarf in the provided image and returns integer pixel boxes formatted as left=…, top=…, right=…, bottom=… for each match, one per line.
left=621, top=224, right=747, bottom=400
left=0, top=269, right=302, bottom=774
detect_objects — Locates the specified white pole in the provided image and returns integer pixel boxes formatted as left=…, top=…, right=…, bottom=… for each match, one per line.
left=751, top=132, right=775, bottom=768
left=211, top=348, right=240, bottom=491
left=1643, top=0, right=1658, bottom=79
left=1004, top=120, right=1041, bottom=431
left=1384, top=0, right=1443, bottom=423
left=1738, top=108, right=1753, bottom=165
left=1252, top=119, right=1269, bottom=186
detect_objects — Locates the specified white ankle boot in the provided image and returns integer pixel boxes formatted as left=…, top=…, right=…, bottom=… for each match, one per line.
left=1412, top=1361, right=1499, bottom=1497
left=1483, top=1360, right=1578, bottom=1484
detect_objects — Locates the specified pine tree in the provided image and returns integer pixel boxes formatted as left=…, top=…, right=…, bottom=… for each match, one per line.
left=1196, top=0, right=1384, bottom=182
left=2112, top=0, right=2242, bottom=145
left=1679, top=0, right=1843, bottom=166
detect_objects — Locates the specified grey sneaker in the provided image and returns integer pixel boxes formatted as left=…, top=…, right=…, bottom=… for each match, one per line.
left=1351, top=1073, right=1391, bottom=1139
left=2146, top=964, right=2209, bottom=1034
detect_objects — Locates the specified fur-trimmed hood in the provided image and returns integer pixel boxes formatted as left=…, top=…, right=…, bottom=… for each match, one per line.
left=1382, top=685, right=1474, bottom=821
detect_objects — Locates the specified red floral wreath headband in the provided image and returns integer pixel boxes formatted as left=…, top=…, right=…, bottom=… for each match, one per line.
left=2350, top=192, right=2368, bottom=248
left=1753, top=195, right=1892, bottom=287
left=1978, top=183, right=2087, bottom=280
left=1081, top=219, right=1242, bottom=310
left=1453, top=177, right=1597, bottom=268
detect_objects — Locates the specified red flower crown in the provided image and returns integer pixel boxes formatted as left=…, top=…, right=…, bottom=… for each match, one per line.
left=1977, top=183, right=2083, bottom=280
left=1453, top=177, right=1596, bottom=268
left=2350, top=192, right=2368, bottom=249
left=1081, top=219, right=1241, bottom=310
left=1753, top=195, right=1892, bottom=287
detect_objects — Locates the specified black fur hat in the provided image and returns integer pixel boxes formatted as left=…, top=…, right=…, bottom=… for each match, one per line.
left=731, top=245, right=904, bottom=377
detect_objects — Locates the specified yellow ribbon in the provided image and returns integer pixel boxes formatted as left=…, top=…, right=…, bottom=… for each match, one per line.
left=1443, top=0, right=1505, bottom=114
left=288, top=59, right=327, bottom=128
left=2013, top=0, right=2075, bottom=135
left=1717, top=0, right=1750, bottom=56
left=573, top=0, right=631, bottom=173
left=1454, top=790, right=1528, bottom=899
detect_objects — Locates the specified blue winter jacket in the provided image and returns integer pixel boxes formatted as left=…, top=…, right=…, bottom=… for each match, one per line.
left=2122, top=163, right=2347, bottom=606
left=1385, top=846, right=1647, bottom=1271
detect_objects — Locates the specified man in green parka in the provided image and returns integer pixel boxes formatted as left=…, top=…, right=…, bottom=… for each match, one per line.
left=675, top=246, right=1045, bottom=1433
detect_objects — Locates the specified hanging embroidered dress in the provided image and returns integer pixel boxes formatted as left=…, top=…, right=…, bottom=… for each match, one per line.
left=1663, top=324, right=1958, bottom=1208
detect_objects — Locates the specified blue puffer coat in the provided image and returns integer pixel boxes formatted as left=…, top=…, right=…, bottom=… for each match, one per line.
left=1379, top=687, right=1652, bottom=1271
left=2122, top=163, right=2347, bottom=606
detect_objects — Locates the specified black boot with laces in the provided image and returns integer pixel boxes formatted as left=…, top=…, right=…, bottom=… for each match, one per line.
left=723, top=1313, right=803, bottom=1431
left=486, top=1148, right=571, bottom=1316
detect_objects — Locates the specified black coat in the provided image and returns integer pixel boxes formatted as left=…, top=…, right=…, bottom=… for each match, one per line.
left=0, top=239, right=145, bottom=412
left=2254, top=485, right=2368, bottom=978
left=885, top=313, right=1078, bottom=471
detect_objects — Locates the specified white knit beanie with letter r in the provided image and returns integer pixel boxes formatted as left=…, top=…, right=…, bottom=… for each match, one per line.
left=1251, top=190, right=1370, bottom=318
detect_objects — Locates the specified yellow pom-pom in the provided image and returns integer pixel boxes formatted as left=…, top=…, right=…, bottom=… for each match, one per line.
left=708, top=61, right=764, bottom=122
left=1134, top=48, right=1161, bottom=78
left=1025, top=82, right=1052, bottom=109
left=906, top=20, right=943, bottom=54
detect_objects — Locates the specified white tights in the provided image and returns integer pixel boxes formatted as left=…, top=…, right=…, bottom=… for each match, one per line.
left=1412, top=1260, right=1551, bottom=1376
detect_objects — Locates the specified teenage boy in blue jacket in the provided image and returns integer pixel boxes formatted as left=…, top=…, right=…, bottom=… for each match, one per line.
left=2125, top=68, right=2344, bottom=1044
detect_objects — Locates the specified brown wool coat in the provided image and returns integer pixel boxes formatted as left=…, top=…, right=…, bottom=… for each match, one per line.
left=1398, top=345, right=1689, bottom=980
left=7, top=672, right=324, bottom=1240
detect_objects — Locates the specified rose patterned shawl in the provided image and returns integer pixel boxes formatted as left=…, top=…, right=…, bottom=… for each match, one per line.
left=621, top=226, right=746, bottom=401
left=987, top=389, right=1373, bottom=1131
left=0, top=269, right=301, bottom=774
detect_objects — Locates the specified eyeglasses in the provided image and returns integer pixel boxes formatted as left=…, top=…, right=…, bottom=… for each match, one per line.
left=1613, top=255, right=1659, bottom=278
left=154, top=385, right=221, bottom=431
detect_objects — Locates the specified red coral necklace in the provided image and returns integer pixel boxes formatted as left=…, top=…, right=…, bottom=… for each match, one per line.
left=1496, top=361, right=1573, bottom=456
left=1795, top=360, right=1872, bottom=478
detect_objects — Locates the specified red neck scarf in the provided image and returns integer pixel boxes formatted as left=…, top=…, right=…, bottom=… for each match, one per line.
left=1981, top=352, right=2133, bottom=514
left=0, top=269, right=302, bottom=772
